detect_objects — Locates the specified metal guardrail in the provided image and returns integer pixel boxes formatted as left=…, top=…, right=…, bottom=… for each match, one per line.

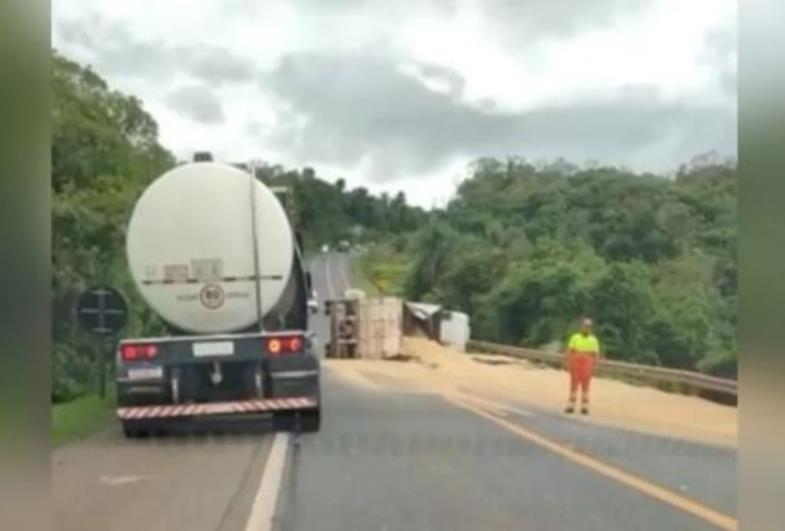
left=466, top=340, right=738, bottom=397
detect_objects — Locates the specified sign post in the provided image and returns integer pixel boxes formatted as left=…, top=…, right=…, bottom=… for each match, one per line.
left=76, top=286, right=128, bottom=398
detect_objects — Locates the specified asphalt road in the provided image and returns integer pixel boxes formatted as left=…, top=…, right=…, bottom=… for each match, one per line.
left=52, top=252, right=737, bottom=531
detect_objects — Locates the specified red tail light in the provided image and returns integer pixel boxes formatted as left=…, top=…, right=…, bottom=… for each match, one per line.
left=267, top=335, right=304, bottom=356
left=121, top=343, right=158, bottom=362
left=288, top=336, right=303, bottom=351
left=268, top=338, right=282, bottom=354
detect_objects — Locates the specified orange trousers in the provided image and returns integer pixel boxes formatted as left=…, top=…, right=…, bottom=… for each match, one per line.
left=568, top=355, right=596, bottom=402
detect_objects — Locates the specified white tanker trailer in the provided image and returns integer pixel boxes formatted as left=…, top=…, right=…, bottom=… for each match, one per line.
left=115, top=157, right=320, bottom=436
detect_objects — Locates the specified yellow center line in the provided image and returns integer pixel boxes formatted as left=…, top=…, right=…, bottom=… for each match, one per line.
left=446, top=395, right=737, bottom=531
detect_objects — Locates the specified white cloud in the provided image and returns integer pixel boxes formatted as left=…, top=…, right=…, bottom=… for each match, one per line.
left=52, top=0, right=736, bottom=208
left=400, top=0, right=736, bottom=112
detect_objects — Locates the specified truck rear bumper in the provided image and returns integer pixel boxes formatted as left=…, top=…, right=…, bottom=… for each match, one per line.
left=117, top=396, right=317, bottom=421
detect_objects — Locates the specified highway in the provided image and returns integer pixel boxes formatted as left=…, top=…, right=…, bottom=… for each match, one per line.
left=52, top=253, right=737, bottom=531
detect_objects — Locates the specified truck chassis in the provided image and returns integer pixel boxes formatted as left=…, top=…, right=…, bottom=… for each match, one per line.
left=115, top=330, right=321, bottom=437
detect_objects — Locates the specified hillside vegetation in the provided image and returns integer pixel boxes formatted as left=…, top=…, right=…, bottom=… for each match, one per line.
left=403, top=157, right=737, bottom=378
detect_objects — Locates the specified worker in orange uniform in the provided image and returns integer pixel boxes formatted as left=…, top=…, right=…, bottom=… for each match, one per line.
left=564, top=317, right=601, bottom=415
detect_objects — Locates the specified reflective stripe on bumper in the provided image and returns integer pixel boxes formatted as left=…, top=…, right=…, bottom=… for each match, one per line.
left=117, top=396, right=318, bottom=420
left=270, top=370, right=319, bottom=379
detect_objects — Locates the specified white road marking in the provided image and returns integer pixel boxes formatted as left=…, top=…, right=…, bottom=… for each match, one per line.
left=324, top=257, right=335, bottom=300
left=505, top=406, right=535, bottom=418
left=99, top=475, right=156, bottom=486
left=245, top=433, right=290, bottom=531
left=338, top=257, right=350, bottom=292
left=452, top=391, right=535, bottom=419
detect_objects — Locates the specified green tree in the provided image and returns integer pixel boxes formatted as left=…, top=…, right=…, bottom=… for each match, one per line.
left=588, top=261, right=656, bottom=362
left=52, top=50, right=174, bottom=401
left=476, top=240, right=606, bottom=346
left=404, top=222, right=460, bottom=301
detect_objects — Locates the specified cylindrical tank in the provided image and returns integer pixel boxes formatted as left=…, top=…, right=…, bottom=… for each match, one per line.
left=126, top=162, right=296, bottom=334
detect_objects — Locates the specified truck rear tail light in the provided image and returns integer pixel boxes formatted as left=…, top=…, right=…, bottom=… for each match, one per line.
left=121, top=343, right=158, bottom=361
left=267, top=335, right=304, bottom=356
left=268, top=338, right=282, bottom=354
left=288, top=336, right=303, bottom=351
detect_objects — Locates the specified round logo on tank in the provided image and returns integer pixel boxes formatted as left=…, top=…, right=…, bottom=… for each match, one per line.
left=200, top=284, right=225, bottom=309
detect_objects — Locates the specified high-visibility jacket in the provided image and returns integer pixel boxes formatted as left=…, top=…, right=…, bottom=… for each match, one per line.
left=568, top=333, right=600, bottom=356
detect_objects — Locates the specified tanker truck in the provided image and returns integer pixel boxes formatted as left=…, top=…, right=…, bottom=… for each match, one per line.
left=115, top=158, right=321, bottom=437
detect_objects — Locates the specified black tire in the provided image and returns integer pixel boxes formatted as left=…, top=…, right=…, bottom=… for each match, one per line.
left=273, top=408, right=320, bottom=433
left=122, top=422, right=151, bottom=439
left=300, top=408, right=321, bottom=433
left=272, top=412, right=293, bottom=431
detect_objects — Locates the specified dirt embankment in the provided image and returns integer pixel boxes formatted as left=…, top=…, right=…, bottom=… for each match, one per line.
left=325, top=337, right=737, bottom=448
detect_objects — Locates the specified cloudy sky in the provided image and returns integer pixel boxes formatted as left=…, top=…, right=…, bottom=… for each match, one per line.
left=52, top=0, right=736, bottom=208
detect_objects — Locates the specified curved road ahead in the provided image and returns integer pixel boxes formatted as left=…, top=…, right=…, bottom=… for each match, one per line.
left=53, top=252, right=736, bottom=531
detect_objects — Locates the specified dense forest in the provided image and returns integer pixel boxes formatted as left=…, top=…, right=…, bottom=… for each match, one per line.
left=53, top=51, right=736, bottom=401
left=250, top=164, right=427, bottom=250
left=402, top=157, right=738, bottom=378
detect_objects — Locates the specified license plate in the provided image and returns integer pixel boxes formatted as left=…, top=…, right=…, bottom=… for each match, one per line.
left=193, top=341, right=235, bottom=357
left=127, top=367, right=163, bottom=380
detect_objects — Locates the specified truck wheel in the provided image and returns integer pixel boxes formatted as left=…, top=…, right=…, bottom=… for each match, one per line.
left=301, top=408, right=321, bottom=433
left=273, top=409, right=320, bottom=433
left=273, top=411, right=294, bottom=431
left=122, top=422, right=151, bottom=439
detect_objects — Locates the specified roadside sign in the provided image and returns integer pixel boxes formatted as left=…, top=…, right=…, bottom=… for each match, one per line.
left=76, top=286, right=128, bottom=336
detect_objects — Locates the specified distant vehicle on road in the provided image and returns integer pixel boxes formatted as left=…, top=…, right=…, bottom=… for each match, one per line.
left=308, top=290, right=319, bottom=314
left=321, top=244, right=330, bottom=253
left=117, top=157, right=321, bottom=437
left=344, top=288, right=366, bottom=300
left=337, top=240, right=350, bottom=252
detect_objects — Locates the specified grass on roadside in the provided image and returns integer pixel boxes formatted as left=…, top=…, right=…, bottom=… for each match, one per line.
left=353, top=244, right=410, bottom=296
left=52, top=390, right=116, bottom=447
left=351, top=252, right=380, bottom=296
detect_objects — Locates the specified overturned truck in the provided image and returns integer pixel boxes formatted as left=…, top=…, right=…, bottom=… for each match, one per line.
left=325, top=294, right=402, bottom=359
